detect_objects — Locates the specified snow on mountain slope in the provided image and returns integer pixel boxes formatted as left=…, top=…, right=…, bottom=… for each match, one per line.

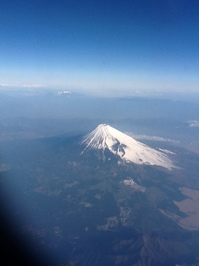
left=81, top=124, right=174, bottom=170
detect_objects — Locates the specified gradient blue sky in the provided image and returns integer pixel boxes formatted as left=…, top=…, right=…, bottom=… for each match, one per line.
left=1, top=0, right=199, bottom=95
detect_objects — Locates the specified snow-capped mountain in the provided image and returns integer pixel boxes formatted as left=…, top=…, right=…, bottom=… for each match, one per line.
left=81, top=124, right=174, bottom=170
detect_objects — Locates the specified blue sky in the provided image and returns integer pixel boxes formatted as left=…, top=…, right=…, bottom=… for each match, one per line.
left=0, top=0, right=199, bottom=95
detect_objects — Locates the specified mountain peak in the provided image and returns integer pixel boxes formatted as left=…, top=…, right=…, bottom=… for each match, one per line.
left=81, top=124, right=174, bottom=170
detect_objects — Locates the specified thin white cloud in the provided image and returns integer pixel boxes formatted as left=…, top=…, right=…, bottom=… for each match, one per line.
left=127, top=133, right=179, bottom=143
left=188, top=120, right=199, bottom=127
left=159, top=148, right=176, bottom=155
left=0, top=83, right=46, bottom=88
